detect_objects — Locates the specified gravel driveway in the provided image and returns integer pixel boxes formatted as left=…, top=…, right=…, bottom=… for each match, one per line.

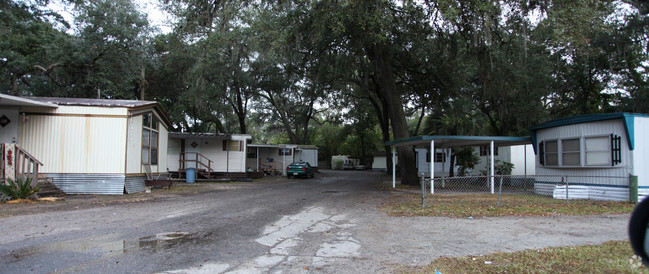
left=0, top=170, right=630, bottom=273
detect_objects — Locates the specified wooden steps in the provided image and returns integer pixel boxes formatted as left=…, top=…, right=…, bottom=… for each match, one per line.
left=36, top=177, right=65, bottom=197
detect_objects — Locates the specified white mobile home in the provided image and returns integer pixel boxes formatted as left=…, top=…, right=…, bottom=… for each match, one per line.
left=167, top=133, right=252, bottom=179
left=414, top=148, right=456, bottom=177
left=529, top=113, right=649, bottom=201
left=472, top=145, right=535, bottom=176
left=0, top=95, right=171, bottom=194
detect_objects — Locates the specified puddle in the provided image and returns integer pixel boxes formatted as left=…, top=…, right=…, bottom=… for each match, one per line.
left=7, top=232, right=193, bottom=261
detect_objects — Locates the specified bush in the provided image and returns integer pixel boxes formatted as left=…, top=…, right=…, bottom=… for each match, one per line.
left=333, top=159, right=344, bottom=170
left=0, top=177, right=41, bottom=200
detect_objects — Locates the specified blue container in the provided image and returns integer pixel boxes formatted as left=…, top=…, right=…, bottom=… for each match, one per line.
left=186, top=168, right=196, bottom=183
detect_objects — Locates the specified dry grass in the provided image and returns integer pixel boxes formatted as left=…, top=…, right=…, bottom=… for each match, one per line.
left=382, top=193, right=636, bottom=217
left=399, top=241, right=648, bottom=273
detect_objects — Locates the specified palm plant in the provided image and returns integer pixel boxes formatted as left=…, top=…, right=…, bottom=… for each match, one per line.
left=0, top=177, right=41, bottom=200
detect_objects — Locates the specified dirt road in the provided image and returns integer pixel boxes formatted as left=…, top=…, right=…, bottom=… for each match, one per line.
left=0, top=170, right=629, bottom=273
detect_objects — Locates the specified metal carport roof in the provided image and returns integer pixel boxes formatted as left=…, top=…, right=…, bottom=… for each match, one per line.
left=386, top=135, right=531, bottom=148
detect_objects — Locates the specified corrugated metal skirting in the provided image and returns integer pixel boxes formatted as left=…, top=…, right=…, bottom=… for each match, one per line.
left=48, top=174, right=126, bottom=195
left=125, top=176, right=146, bottom=194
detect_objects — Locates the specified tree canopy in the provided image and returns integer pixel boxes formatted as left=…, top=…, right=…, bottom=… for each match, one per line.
left=2, top=0, right=648, bottom=184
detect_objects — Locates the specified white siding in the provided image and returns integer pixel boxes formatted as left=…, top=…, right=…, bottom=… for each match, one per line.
left=295, top=149, right=318, bottom=167
left=196, top=139, right=247, bottom=173
left=19, top=107, right=127, bottom=174
left=126, top=115, right=143, bottom=174
left=156, top=124, right=168, bottom=174
left=0, top=108, right=19, bottom=143
left=167, top=138, right=181, bottom=172
left=633, top=117, right=649, bottom=187
left=509, top=145, right=535, bottom=176
left=415, top=148, right=454, bottom=176
left=535, top=119, right=633, bottom=177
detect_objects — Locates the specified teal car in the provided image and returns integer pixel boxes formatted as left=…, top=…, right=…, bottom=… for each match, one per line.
left=286, top=162, right=315, bottom=179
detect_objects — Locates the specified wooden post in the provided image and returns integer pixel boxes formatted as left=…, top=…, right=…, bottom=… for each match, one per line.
left=4, top=144, right=15, bottom=182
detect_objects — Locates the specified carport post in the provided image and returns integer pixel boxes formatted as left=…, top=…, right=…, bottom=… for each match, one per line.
left=256, top=147, right=259, bottom=171
left=430, top=140, right=435, bottom=194
left=490, top=140, right=495, bottom=194
left=392, top=146, right=396, bottom=188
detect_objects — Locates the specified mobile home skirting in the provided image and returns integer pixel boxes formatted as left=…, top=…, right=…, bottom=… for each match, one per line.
left=48, top=173, right=127, bottom=195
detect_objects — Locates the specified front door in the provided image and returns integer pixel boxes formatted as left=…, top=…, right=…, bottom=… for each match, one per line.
left=0, top=108, right=19, bottom=144
left=185, top=138, right=201, bottom=169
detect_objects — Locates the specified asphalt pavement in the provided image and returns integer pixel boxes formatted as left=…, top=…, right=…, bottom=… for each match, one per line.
left=0, top=170, right=630, bottom=273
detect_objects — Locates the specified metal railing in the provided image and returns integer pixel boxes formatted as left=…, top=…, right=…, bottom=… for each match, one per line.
left=179, top=152, right=214, bottom=179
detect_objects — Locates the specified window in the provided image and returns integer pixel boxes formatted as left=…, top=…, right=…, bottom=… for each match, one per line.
left=142, top=113, right=159, bottom=165
left=561, top=138, right=581, bottom=166
left=435, top=152, right=446, bottom=162
left=479, top=145, right=499, bottom=156
left=247, top=147, right=257, bottom=158
left=222, top=140, right=243, bottom=151
left=541, top=135, right=622, bottom=167
left=545, top=140, right=558, bottom=166
left=585, top=136, right=610, bottom=166
left=279, top=148, right=292, bottom=156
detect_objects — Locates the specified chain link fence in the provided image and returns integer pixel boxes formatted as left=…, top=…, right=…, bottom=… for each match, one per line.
left=415, top=174, right=633, bottom=209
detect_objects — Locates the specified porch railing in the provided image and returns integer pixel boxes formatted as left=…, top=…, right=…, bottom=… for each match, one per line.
left=1, top=143, right=43, bottom=186
left=179, top=152, right=214, bottom=179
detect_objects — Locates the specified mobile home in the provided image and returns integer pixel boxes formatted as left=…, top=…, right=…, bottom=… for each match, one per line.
left=1, top=95, right=171, bottom=194
left=529, top=113, right=649, bottom=201
left=167, top=133, right=252, bottom=179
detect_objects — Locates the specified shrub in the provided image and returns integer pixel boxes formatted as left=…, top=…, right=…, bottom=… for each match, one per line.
left=333, top=159, right=344, bottom=170
left=0, top=177, right=41, bottom=200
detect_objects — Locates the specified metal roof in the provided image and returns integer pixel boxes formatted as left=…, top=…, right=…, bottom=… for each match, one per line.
left=0, top=94, right=58, bottom=108
left=529, top=112, right=649, bottom=131
left=169, top=132, right=231, bottom=139
left=15, top=96, right=173, bottom=128
left=248, top=143, right=298, bottom=148
left=528, top=112, right=649, bottom=151
left=386, top=135, right=531, bottom=148
left=26, top=97, right=158, bottom=108
left=296, top=145, right=318, bottom=150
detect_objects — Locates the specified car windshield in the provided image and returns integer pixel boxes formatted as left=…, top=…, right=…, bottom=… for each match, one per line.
left=290, top=163, right=306, bottom=167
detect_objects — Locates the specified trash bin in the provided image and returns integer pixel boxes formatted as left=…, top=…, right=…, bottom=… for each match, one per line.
left=186, top=168, right=196, bottom=183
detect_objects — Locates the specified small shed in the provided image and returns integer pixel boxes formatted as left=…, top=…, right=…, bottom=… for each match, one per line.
left=529, top=113, right=649, bottom=201
left=167, top=133, right=252, bottom=179
left=294, top=145, right=319, bottom=171
left=371, top=151, right=393, bottom=172
left=0, top=95, right=172, bottom=194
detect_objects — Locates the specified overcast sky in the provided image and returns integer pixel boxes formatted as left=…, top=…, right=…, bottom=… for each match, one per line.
left=45, top=0, right=173, bottom=34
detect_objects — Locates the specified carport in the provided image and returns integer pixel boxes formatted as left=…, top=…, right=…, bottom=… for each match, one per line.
left=385, top=135, right=532, bottom=194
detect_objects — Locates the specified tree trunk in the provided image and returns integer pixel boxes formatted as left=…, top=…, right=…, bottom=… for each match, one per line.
left=371, top=46, right=419, bottom=185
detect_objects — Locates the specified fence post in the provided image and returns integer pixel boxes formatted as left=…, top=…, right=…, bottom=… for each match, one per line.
left=630, top=175, right=638, bottom=204
left=421, top=173, right=426, bottom=208
left=497, top=176, right=503, bottom=207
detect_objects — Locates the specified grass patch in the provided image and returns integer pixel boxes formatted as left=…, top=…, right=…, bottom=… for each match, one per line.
left=403, top=241, right=648, bottom=273
left=382, top=193, right=635, bottom=217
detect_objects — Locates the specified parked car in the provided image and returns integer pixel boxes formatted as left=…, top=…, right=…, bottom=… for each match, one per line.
left=286, top=162, right=315, bottom=179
